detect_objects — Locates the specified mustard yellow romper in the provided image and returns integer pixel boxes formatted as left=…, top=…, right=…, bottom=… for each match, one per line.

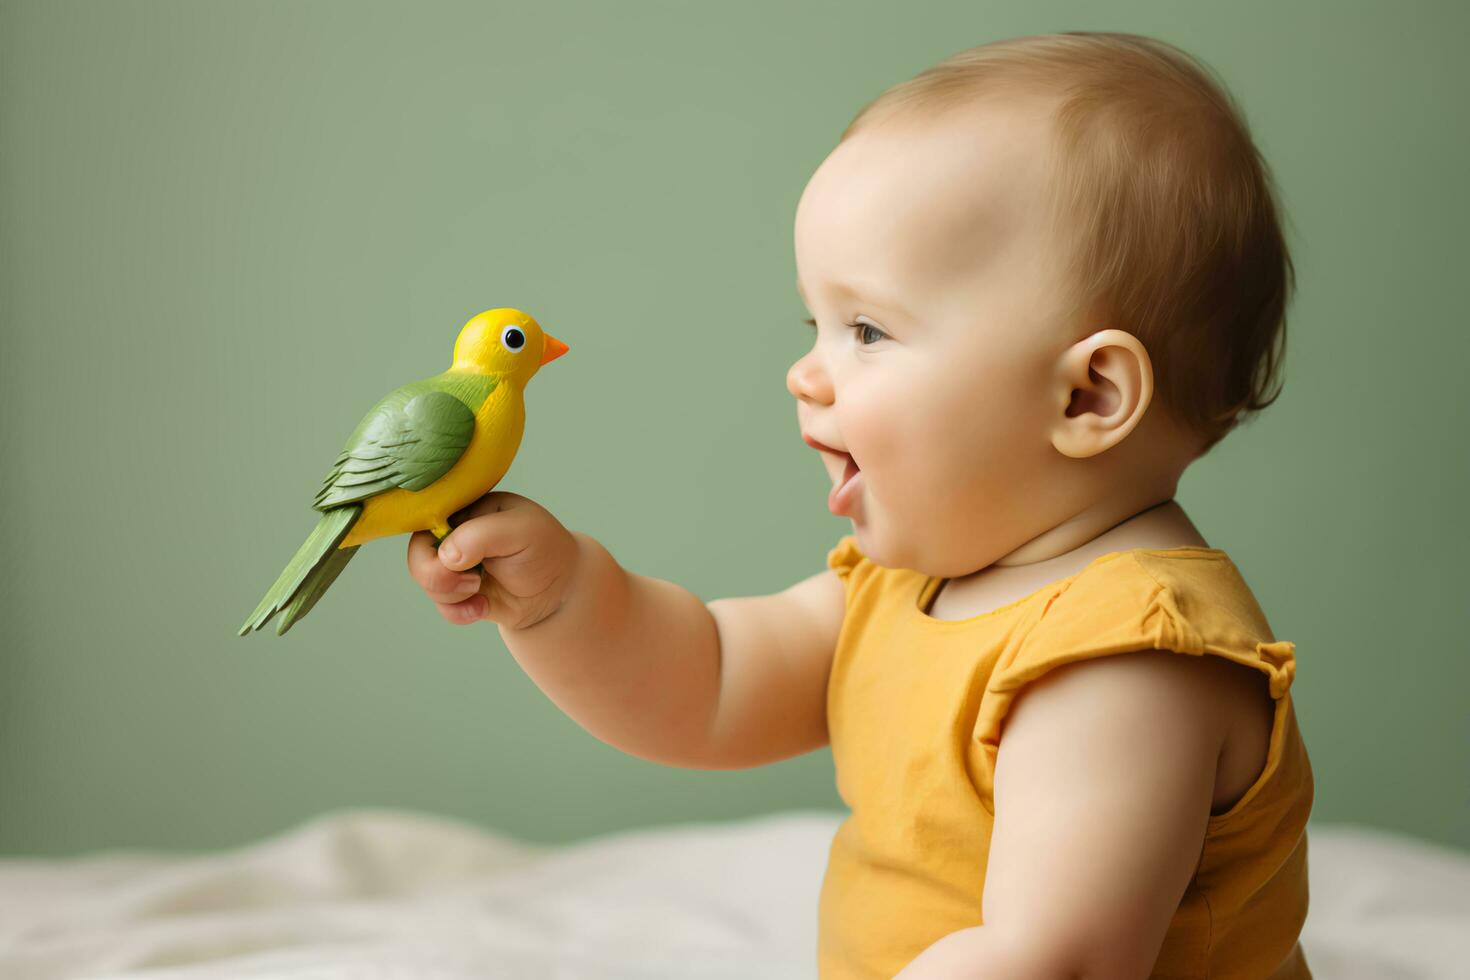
left=819, top=536, right=1314, bottom=979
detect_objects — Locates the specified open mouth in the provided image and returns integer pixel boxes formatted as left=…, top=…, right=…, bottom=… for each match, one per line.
left=802, top=432, right=863, bottom=516
left=827, top=451, right=863, bottom=517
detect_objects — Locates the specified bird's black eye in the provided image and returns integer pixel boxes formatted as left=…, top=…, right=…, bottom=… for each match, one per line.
left=501, top=326, right=526, bottom=353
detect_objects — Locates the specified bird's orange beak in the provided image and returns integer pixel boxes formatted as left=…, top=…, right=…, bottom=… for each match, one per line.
left=540, top=331, right=569, bottom=365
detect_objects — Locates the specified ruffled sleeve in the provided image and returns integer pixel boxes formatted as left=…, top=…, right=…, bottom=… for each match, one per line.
left=826, top=534, right=865, bottom=583
left=968, top=550, right=1299, bottom=810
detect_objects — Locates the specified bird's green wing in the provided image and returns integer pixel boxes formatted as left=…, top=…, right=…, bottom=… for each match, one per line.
left=313, top=373, right=497, bottom=511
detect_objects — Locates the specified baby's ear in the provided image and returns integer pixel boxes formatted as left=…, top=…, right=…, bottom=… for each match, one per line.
left=1048, top=329, right=1153, bottom=459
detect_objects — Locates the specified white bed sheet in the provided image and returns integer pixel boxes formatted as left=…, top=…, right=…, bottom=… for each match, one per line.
left=1, top=810, right=1466, bottom=979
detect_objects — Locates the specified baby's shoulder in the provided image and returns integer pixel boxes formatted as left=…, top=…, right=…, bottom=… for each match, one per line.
left=993, top=547, right=1294, bottom=734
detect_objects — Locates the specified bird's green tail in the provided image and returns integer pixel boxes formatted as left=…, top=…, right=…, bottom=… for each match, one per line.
left=238, top=506, right=363, bottom=637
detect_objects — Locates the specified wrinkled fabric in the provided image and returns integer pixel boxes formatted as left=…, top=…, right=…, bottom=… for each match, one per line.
left=2, top=811, right=1466, bottom=979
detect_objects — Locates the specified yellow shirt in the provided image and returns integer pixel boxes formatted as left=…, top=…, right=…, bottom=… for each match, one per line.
left=818, top=536, right=1314, bottom=979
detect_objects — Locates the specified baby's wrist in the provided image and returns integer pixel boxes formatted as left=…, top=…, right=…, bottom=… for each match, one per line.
left=507, top=530, right=613, bottom=635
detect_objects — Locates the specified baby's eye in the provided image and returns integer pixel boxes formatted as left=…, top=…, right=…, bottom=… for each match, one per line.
left=853, top=320, right=887, bottom=345
left=801, top=317, right=888, bottom=346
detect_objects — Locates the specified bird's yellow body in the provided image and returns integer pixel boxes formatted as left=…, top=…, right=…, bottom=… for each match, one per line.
left=238, top=308, right=568, bottom=636
left=339, top=377, right=525, bottom=548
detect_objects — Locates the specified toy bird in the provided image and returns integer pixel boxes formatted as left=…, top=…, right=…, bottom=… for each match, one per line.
left=238, top=308, right=568, bottom=637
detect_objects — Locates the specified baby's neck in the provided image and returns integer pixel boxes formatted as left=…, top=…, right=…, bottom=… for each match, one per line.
left=924, top=498, right=1210, bottom=622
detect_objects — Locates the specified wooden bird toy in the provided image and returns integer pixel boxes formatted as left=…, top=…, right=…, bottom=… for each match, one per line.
left=238, top=308, right=569, bottom=636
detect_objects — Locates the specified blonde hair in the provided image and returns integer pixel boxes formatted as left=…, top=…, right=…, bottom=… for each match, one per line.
left=842, top=32, right=1294, bottom=455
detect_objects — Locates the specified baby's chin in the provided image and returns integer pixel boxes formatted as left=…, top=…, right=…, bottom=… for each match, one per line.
left=850, top=511, right=956, bottom=576
left=851, top=529, right=913, bottom=573
left=848, top=508, right=900, bottom=565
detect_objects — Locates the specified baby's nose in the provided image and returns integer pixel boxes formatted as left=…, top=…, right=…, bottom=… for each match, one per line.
left=786, top=352, right=833, bottom=404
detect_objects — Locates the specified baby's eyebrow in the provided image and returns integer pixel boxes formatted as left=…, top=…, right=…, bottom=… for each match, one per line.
left=796, top=277, right=913, bottom=320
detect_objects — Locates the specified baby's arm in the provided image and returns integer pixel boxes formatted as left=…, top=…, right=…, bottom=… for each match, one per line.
left=407, top=491, right=845, bottom=769
left=895, top=650, right=1230, bottom=980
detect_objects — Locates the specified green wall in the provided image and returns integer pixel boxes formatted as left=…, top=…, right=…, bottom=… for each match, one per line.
left=3, top=0, right=1465, bottom=856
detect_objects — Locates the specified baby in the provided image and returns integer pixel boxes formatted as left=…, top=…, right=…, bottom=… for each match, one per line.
left=408, top=31, right=1312, bottom=980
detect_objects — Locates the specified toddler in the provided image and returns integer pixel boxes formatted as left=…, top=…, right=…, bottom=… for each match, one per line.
left=408, top=31, right=1312, bottom=980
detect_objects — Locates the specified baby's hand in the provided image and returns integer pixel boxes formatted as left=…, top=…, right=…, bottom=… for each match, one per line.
left=406, top=491, right=582, bottom=631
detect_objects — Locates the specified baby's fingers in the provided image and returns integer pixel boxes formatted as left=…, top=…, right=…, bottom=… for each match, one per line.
left=437, top=505, right=532, bottom=574
left=408, top=531, right=485, bottom=603
left=434, top=594, right=487, bottom=625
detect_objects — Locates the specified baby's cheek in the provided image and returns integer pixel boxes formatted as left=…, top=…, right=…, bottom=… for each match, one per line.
left=869, top=429, right=947, bottom=508
left=849, top=384, right=945, bottom=498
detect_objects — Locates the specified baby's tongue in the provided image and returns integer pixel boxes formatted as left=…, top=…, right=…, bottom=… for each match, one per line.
left=827, top=454, right=860, bottom=513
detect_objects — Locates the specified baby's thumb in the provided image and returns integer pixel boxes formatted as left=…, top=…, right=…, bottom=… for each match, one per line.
left=437, top=511, right=524, bottom=573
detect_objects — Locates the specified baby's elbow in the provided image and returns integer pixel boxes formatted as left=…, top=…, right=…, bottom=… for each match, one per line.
left=996, top=927, right=1153, bottom=980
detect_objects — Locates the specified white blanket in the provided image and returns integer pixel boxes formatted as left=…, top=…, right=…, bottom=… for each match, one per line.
left=1, top=810, right=1466, bottom=979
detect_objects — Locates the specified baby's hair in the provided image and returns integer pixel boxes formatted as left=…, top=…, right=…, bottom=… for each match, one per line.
left=842, top=32, right=1293, bottom=456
